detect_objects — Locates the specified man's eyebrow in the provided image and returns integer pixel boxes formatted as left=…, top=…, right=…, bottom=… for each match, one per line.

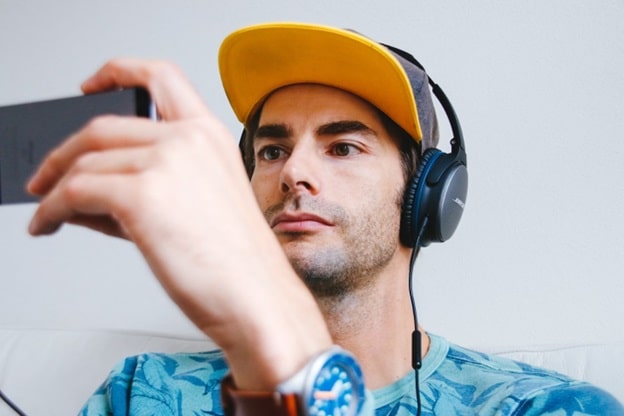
left=254, top=120, right=376, bottom=140
left=317, top=120, right=376, bottom=137
left=254, top=124, right=291, bottom=139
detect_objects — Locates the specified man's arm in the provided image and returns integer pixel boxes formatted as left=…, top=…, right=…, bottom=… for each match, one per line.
left=27, top=58, right=333, bottom=391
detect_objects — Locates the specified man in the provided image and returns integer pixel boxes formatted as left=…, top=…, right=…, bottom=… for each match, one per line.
left=27, top=23, right=622, bottom=415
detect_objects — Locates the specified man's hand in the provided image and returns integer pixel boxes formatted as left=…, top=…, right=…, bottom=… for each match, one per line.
left=27, top=58, right=332, bottom=390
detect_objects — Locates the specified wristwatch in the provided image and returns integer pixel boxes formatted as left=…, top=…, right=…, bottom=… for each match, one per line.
left=221, top=346, right=365, bottom=416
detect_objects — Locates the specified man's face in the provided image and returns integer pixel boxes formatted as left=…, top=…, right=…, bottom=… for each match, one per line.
left=250, top=84, right=406, bottom=298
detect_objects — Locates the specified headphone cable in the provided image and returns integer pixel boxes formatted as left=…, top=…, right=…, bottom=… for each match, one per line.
left=408, top=244, right=423, bottom=416
left=0, top=388, right=28, bottom=416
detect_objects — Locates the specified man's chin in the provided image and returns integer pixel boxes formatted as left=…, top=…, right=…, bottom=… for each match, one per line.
left=280, top=235, right=335, bottom=259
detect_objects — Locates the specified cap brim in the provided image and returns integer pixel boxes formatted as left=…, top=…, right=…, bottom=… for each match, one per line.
left=218, top=22, right=422, bottom=142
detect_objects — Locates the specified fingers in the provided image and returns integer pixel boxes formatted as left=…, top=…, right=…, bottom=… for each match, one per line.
left=28, top=139, right=163, bottom=236
left=28, top=173, right=130, bottom=236
left=26, top=119, right=165, bottom=235
left=26, top=58, right=242, bottom=242
left=26, top=116, right=239, bottom=238
left=27, top=116, right=158, bottom=197
left=81, top=58, right=210, bottom=120
left=28, top=139, right=155, bottom=236
left=29, top=58, right=223, bottom=197
left=67, top=214, right=129, bottom=239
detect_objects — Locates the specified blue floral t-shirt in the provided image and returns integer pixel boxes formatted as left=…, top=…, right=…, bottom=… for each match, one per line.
left=79, top=334, right=623, bottom=415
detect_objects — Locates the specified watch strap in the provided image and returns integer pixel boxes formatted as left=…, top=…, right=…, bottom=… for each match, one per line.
left=221, top=373, right=302, bottom=416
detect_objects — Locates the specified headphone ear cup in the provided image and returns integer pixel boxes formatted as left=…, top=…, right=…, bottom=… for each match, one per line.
left=400, top=148, right=441, bottom=247
left=401, top=147, right=468, bottom=248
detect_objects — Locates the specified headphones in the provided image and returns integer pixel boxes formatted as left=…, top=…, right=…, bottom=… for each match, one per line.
left=385, top=48, right=468, bottom=415
left=383, top=45, right=468, bottom=248
left=239, top=47, right=467, bottom=249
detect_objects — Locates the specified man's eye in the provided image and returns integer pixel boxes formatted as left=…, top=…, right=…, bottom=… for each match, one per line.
left=258, top=146, right=284, bottom=161
left=332, top=143, right=359, bottom=157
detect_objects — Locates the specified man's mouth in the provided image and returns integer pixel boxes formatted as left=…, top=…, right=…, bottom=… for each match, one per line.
left=271, top=212, right=333, bottom=233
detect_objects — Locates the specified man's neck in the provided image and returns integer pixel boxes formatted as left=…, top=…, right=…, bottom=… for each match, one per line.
left=315, top=264, right=427, bottom=389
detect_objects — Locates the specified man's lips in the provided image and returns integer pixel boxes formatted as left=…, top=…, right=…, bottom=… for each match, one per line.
left=270, top=212, right=333, bottom=233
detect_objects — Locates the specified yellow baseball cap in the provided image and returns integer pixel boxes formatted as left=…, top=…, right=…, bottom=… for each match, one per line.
left=219, top=22, right=438, bottom=147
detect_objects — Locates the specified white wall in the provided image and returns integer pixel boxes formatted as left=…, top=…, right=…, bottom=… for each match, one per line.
left=1, top=0, right=623, bottom=365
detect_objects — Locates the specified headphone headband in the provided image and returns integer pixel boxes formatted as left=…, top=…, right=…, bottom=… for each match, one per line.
left=381, top=43, right=466, bottom=165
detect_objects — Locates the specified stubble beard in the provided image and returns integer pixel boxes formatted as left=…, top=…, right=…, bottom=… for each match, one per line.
left=265, top=190, right=404, bottom=301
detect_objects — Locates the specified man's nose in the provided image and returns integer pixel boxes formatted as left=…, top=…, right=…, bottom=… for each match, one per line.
left=279, top=146, right=321, bottom=195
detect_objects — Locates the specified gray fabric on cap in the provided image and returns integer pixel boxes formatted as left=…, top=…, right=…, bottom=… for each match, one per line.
left=387, top=49, right=439, bottom=152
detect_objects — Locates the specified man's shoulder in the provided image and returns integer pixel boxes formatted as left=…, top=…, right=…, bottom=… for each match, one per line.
left=80, top=349, right=229, bottom=415
left=109, top=349, right=228, bottom=381
left=112, top=349, right=229, bottom=393
left=513, top=382, right=624, bottom=415
left=430, top=339, right=624, bottom=415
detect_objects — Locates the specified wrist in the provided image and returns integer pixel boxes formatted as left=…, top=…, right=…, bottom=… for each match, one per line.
left=221, top=345, right=366, bottom=416
left=223, top=300, right=332, bottom=390
left=218, top=270, right=332, bottom=390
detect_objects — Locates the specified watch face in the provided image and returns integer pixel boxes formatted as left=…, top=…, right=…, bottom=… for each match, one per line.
left=305, top=351, right=365, bottom=416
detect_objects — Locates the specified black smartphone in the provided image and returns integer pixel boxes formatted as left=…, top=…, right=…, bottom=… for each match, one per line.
left=0, top=88, right=155, bottom=204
